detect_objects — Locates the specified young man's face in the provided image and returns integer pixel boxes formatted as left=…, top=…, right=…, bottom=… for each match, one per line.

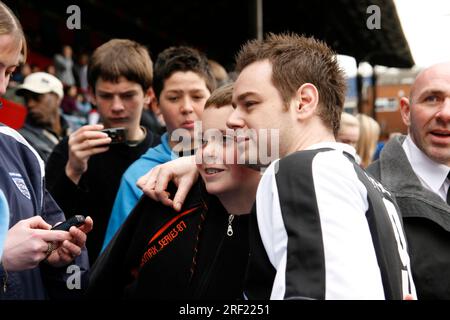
left=197, top=105, right=259, bottom=197
left=157, top=71, right=210, bottom=136
left=0, top=34, right=21, bottom=95
left=92, top=76, right=150, bottom=134
left=229, top=59, right=292, bottom=164
left=402, top=63, right=450, bottom=166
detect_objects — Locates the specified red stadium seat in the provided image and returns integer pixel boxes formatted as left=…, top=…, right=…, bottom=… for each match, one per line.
left=0, top=98, right=27, bottom=129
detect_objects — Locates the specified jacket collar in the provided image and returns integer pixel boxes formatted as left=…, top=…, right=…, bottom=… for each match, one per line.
left=24, top=114, right=70, bottom=139
left=402, top=135, right=450, bottom=196
left=380, top=135, right=448, bottom=209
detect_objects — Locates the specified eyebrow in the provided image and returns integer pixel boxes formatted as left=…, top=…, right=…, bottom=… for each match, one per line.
left=165, top=89, right=207, bottom=94
left=416, top=89, right=446, bottom=100
left=232, top=91, right=261, bottom=106
left=96, top=90, right=138, bottom=95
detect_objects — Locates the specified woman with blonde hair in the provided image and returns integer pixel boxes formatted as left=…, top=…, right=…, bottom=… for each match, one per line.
left=337, top=112, right=360, bottom=149
left=0, top=1, right=92, bottom=300
left=356, top=113, right=380, bottom=168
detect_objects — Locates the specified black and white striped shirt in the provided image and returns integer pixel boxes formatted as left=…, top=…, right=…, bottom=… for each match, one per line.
left=245, top=142, right=416, bottom=300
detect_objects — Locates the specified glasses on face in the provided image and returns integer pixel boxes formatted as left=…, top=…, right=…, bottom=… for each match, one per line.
left=22, top=91, right=42, bottom=103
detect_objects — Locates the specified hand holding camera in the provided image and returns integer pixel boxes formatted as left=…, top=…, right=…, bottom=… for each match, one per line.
left=100, top=127, right=127, bottom=145
left=65, top=124, right=114, bottom=184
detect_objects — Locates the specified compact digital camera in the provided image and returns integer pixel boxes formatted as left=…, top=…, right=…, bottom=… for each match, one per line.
left=101, top=127, right=127, bottom=145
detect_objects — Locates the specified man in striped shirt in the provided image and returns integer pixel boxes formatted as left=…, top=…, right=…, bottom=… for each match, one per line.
left=138, top=33, right=416, bottom=300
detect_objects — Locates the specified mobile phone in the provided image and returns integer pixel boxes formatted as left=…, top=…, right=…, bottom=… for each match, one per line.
left=51, top=215, right=86, bottom=231
left=101, top=127, right=127, bottom=145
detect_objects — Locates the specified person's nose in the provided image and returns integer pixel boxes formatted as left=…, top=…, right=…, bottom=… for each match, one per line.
left=180, top=97, right=194, bottom=114
left=111, top=95, right=125, bottom=112
left=27, top=98, right=37, bottom=109
left=436, top=97, right=450, bottom=122
left=226, top=107, right=246, bottom=129
left=202, top=141, right=221, bottom=164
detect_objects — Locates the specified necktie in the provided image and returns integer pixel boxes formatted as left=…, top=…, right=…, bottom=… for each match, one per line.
left=447, top=172, right=450, bottom=205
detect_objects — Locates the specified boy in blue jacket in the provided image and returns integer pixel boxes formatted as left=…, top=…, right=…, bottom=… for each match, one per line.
left=103, top=46, right=216, bottom=248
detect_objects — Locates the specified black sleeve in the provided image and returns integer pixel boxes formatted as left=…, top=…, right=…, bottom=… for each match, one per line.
left=45, top=138, right=87, bottom=218
left=40, top=188, right=90, bottom=299
left=86, top=196, right=149, bottom=298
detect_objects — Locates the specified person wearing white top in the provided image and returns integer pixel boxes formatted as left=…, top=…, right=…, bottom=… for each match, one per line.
left=136, top=34, right=416, bottom=300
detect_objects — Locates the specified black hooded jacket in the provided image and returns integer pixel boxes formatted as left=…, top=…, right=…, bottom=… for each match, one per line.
left=87, top=181, right=249, bottom=299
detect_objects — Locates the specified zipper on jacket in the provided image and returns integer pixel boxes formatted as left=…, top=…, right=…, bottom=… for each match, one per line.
left=194, top=213, right=235, bottom=297
left=227, top=214, right=234, bottom=236
left=2, top=267, right=7, bottom=293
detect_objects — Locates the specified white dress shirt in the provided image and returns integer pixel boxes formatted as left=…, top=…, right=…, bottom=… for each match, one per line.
left=402, top=135, right=450, bottom=202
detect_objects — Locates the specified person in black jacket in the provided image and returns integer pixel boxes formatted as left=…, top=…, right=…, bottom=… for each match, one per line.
left=45, top=39, right=160, bottom=265
left=368, top=62, right=450, bottom=299
left=88, top=83, right=260, bottom=299
left=0, top=1, right=92, bottom=300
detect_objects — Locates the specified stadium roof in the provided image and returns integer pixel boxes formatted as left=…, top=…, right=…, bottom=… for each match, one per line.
left=7, top=0, right=414, bottom=69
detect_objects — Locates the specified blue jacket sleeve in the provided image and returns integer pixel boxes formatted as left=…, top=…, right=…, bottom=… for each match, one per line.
left=102, top=173, right=143, bottom=251
left=0, top=189, right=9, bottom=260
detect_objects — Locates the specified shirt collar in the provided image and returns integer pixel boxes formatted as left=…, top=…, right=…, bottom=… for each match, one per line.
left=403, top=135, right=450, bottom=193
left=306, top=141, right=358, bottom=158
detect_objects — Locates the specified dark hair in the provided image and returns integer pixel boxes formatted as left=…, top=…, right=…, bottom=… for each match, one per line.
left=235, top=33, right=347, bottom=135
left=153, top=46, right=216, bottom=99
left=88, top=39, right=153, bottom=92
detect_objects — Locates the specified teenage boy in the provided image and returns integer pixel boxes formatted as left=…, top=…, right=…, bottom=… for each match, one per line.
left=45, top=39, right=160, bottom=264
left=89, top=84, right=260, bottom=299
left=102, top=46, right=215, bottom=248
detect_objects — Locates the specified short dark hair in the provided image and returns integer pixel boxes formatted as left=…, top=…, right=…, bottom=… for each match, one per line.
left=235, top=33, right=347, bottom=135
left=88, top=39, right=153, bottom=92
left=153, top=46, right=216, bottom=99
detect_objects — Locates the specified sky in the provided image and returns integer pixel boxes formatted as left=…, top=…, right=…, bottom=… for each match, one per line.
left=394, top=0, right=450, bottom=67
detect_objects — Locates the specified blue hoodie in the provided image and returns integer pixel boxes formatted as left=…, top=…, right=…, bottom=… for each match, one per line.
left=103, top=133, right=177, bottom=249
left=0, top=189, right=9, bottom=260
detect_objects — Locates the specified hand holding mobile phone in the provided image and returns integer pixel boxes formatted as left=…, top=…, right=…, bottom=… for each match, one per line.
left=51, top=215, right=86, bottom=231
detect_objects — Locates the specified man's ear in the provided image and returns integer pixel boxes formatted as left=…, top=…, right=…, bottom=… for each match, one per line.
left=294, top=83, right=319, bottom=119
left=144, top=87, right=155, bottom=106
left=400, top=97, right=411, bottom=127
left=149, top=92, right=161, bottom=116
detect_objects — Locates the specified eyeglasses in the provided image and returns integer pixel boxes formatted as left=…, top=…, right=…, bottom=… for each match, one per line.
left=22, top=91, right=42, bottom=102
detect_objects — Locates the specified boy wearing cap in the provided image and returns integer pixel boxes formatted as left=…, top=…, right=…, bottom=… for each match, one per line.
left=16, top=72, right=70, bottom=162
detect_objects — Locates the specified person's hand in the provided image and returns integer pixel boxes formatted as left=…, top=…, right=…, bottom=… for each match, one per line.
left=137, top=156, right=199, bottom=211
left=1, top=216, right=72, bottom=271
left=65, top=124, right=111, bottom=184
left=46, top=216, right=93, bottom=267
